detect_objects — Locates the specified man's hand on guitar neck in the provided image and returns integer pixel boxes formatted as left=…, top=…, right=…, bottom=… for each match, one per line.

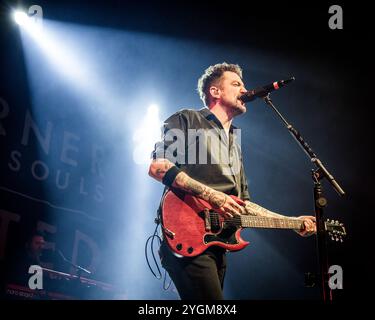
left=295, top=216, right=317, bottom=237
left=243, top=200, right=317, bottom=237
left=148, top=159, right=245, bottom=218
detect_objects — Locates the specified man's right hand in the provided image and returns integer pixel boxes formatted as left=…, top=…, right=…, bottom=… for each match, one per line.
left=149, top=159, right=245, bottom=218
left=208, top=191, right=245, bottom=218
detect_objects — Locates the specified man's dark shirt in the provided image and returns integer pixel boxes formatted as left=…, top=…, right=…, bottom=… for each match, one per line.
left=152, top=107, right=250, bottom=201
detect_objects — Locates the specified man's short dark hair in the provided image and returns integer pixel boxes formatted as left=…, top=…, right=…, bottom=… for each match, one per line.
left=197, top=62, right=243, bottom=107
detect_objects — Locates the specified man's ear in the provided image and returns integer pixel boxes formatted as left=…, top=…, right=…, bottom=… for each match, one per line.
left=209, top=85, right=220, bottom=100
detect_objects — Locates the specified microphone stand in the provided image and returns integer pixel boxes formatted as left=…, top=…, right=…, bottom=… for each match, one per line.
left=262, top=94, right=345, bottom=303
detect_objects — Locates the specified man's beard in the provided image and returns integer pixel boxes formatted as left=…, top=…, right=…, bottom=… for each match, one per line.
left=232, top=101, right=246, bottom=115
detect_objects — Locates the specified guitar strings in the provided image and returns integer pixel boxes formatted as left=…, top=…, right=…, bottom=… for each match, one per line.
left=207, top=212, right=302, bottom=228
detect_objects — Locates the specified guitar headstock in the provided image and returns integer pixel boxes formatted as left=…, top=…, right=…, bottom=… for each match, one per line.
left=325, top=219, right=347, bottom=242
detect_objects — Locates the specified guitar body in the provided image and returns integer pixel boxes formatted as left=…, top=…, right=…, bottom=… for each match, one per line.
left=161, top=190, right=249, bottom=257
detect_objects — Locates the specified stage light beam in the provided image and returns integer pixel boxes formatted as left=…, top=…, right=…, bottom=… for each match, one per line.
left=133, top=104, right=162, bottom=165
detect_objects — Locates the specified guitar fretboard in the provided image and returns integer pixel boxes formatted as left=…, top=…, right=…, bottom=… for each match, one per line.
left=224, top=215, right=303, bottom=230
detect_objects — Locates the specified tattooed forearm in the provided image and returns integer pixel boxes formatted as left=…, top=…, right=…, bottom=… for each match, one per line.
left=244, top=200, right=288, bottom=218
left=184, top=176, right=206, bottom=195
left=149, top=159, right=227, bottom=207
left=173, top=172, right=226, bottom=205
left=174, top=172, right=208, bottom=197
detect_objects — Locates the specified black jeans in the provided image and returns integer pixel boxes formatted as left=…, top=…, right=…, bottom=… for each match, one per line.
left=159, top=241, right=227, bottom=300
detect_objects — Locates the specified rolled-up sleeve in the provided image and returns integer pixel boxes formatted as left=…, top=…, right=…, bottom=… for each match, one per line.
left=151, top=111, right=188, bottom=166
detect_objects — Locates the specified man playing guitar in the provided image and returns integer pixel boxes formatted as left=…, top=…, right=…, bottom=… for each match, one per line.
left=148, top=62, right=316, bottom=300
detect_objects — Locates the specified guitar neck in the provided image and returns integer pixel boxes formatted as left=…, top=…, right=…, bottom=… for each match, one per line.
left=233, top=215, right=303, bottom=230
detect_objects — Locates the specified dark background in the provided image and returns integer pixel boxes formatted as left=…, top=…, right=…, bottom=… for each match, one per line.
left=0, top=0, right=372, bottom=301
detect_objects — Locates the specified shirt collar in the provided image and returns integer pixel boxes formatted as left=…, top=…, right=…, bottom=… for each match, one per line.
left=198, top=107, right=239, bottom=131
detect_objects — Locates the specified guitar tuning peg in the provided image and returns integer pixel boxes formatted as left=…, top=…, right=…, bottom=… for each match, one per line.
left=335, top=220, right=339, bottom=224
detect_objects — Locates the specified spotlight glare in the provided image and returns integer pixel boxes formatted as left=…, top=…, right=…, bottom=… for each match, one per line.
left=14, top=11, right=28, bottom=26
left=148, top=104, right=159, bottom=115
left=132, top=104, right=162, bottom=165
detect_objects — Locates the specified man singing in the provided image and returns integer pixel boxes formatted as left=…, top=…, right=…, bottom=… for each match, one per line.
left=148, top=62, right=316, bottom=300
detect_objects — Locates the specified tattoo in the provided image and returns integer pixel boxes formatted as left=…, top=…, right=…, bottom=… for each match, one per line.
left=200, top=187, right=212, bottom=201
left=152, top=162, right=226, bottom=209
left=174, top=171, right=188, bottom=188
left=173, top=172, right=225, bottom=206
left=244, top=201, right=286, bottom=218
left=185, top=178, right=206, bottom=196
left=208, top=192, right=226, bottom=209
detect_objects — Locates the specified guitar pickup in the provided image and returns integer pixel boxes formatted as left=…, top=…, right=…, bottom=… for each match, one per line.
left=203, top=208, right=211, bottom=232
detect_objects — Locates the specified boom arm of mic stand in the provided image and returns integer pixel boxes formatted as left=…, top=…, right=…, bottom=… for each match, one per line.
left=263, top=94, right=345, bottom=196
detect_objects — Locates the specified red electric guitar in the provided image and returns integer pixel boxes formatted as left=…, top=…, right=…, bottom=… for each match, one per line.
left=161, top=190, right=346, bottom=257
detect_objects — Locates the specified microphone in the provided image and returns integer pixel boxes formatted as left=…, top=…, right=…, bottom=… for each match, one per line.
left=239, top=77, right=295, bottom=102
